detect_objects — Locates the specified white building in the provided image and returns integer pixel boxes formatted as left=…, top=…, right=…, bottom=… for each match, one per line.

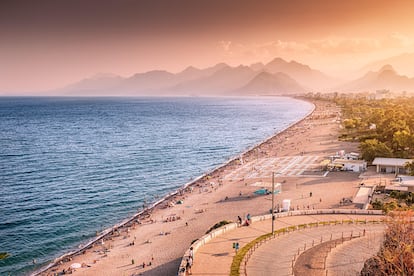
left=331, top=159, right=367, bottom=172
left=372, top=157, right=412, bottom=174
left=282, top=199, right=291, bottom=212
left=392, top=175, right=414, bottom=192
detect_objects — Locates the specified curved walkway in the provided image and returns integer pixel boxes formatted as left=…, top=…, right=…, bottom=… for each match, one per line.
left=326, top=230, right=384, bottom=276
left=246, top=224, right=384, bottom=276
left=190, top=213, right=384, bottom=275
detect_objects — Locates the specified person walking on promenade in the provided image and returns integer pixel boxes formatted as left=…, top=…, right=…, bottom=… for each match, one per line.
left=189, top=247, right=194, bottom=262
left=186, top=256, right=193, bottom=275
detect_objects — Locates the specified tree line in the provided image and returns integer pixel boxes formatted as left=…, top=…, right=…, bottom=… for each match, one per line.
left=310, top=94, right=414, bottom=163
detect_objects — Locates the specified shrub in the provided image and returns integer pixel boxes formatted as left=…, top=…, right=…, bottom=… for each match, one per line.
left=205, top=220, right=231, bottom=234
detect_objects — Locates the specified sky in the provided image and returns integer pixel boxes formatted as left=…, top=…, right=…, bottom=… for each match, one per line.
left=1, top=0, right=414, bottom=93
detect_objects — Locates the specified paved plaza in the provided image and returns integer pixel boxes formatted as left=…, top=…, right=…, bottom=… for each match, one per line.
left=224, top=155, right=326, bottom=181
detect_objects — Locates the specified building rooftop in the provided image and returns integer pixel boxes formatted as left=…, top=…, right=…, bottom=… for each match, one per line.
left=372, top=157, right=412, bottom=167
left=333, top=159, right=366, bottom=164
left=398, top=176, right=414, bottom=187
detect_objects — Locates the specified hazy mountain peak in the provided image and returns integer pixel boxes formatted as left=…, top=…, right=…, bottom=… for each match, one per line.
left=378, top=64, right=396, bottom=73
left=290, top=60, right=311, bottom=70
left=129, top=70, right=173, bottom=79
left=63, top=72, right=124, bottom=93
left=338, top=62, right=414, bottom=92
left=180, top=66, right=200, bottom=73
left=262, top=57, right=336, bottom=90
left=235, top=70, right=305, bottom=95
left=212, top=62, right=230, bottom=69
left=251, top=70, right=274, bottom=80
left=360, top=52, right=414, bottom=78
left=213, top=64, right=254, bottom=75
left=267, top=57, right=287, bottom=65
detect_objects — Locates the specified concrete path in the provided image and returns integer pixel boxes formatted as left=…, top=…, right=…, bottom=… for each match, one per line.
left=246, top=224, right=384, bottom=276
left=191, top=214, right=384, bottom=276
left=326, top=228, right=384, bottom=276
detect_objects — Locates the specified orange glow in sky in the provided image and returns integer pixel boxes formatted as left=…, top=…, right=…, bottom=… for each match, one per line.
left=1, top=0, right=414, bottom=93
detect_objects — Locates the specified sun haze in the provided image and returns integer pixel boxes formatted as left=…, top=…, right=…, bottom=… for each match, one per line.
left=1, top=0, right=414, bottom=94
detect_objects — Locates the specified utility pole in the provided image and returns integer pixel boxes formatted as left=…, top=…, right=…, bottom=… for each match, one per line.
left=272, top=172, right=275, bottom=235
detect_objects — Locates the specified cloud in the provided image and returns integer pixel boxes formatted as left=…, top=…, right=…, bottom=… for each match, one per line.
left=217, top=33, right=414, bottom=62
left=216, top=40, right=309, bottom=63
left=217, top=40, right=232, bottom=52
left=307, top=33, right=412, bottom=55
left=307, top=37, right=380, bottom=54
left=381, top=32, right=411, bottom=48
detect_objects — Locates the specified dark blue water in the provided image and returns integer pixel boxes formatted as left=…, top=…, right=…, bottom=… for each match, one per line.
left=0, top=96, right=313, bottom=275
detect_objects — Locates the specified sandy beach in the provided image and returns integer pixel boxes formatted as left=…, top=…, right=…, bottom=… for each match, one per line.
left=39, top=97, right=363, bottom=276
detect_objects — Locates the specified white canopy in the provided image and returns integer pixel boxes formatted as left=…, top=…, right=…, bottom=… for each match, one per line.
left=251, top=181, right=281, bottom=188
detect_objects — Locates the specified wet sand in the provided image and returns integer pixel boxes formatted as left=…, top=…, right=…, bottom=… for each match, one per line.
left=39, top=98, right=362, bottom=276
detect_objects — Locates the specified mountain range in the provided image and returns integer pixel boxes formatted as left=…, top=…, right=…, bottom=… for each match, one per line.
left=360, top=53, right=414, bottom=78
left=338, top=64, right=414, bottom=92
left=60, top=56, right=414, bottom=96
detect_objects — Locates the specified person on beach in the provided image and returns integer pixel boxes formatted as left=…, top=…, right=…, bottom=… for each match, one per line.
left=238, top=215, right=242, bottom=226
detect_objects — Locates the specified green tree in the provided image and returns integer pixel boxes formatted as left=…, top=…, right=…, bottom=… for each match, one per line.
left=393, top=129, right=412, bottom=148
left=359, top=139, right=393, bottom=163
left=343, top=118, right=356, bottom=129
left=404, top=161, right=414, bottom=176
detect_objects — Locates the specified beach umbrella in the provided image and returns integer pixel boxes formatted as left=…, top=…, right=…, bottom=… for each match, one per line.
left=70, top=263, right=82, bottom=269
left=254, top=189, right=269, bottom=195
left=251, top=181, right=282, bottom=194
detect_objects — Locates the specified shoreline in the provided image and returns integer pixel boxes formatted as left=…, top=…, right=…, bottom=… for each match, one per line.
left=38, top=96, right=355, bottom=276
left=33, top=96, right=315, bottom=276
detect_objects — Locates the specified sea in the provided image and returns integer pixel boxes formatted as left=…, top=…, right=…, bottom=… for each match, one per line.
left=0, top=96, right=313, bottom=275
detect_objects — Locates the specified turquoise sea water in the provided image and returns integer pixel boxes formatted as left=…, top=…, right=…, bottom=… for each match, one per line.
left=0, top=96, right=313, bottom=275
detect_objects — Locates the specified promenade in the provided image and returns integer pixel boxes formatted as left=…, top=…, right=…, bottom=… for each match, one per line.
left=190, top=213, right=384, bottom=276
